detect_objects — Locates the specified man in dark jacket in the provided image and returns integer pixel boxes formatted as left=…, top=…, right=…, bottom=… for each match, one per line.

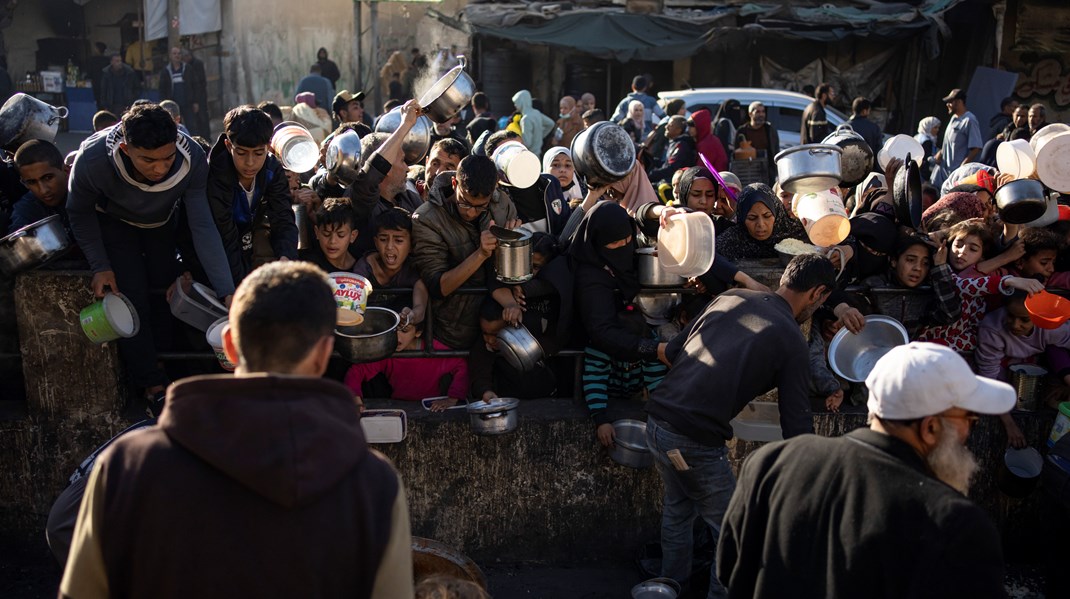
left=316, top=47, right=341, bottom=88
left=60, top=261, right=413, bottom=598
left=180, top=48, right=210, bottom=137
left=648, top=115, right=696, bottom=184
left=158, top=47, right=192, bottom=129
left=97, top=54, right=139, bottom=115
left=410, top=155, right=516, bottom=351
left=718, top=342, right=1013, bottom=599
left=735, top=101, right=780, bottom=184
left=206, top=105, right=298, bottom=285
left=800, top=82, right=834, bottom=144
left=846, top=96, right=883, bottom=156
left=645, top=253, right=834, bottom=598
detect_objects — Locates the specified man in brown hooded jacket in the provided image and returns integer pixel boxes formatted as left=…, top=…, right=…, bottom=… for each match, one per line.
left=60, top=261, right=413, bottom=598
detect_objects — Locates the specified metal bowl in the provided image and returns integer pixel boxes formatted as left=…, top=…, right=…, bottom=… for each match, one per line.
left=418, top=56, right=477, bottom=124
left=497, top=324, right=544, bottom=372
left=635, top=293, right=680, bottom=325
left=0, top=214, right=71, bottom=276
left=334, top=307, right=400, bottom=364
left=609, top=419, right=653, bottom=469
left=631, top=577, right=681, bottom=598
left=325, top=129, right=362, bottom=186
left=827, top=314, right=908, bottom=382
left=995, top=179, right=1047, bottom=225
left=373, top=106, right=432, bottom=164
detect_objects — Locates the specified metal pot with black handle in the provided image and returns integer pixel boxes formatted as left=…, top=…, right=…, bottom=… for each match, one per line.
left=995, top=179, right=1047, bottom=224
left=0, top=93, right=68, bottom=151
left=466, top=397, right=520, bottom=435
left=774, top=144, right=843, bottom=194
left=0, top=215, right=71, bottom=276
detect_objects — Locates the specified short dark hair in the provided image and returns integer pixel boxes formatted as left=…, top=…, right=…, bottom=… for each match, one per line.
left=851, top=97, right=871, bottom=115
left=257, top=101, right=284, bottom=122
left=383, top=99, right=402, bottom=112
left=472, top=92, right=490, bottom=111
left=313, top=197, right=357, bottom=231
left=1030, top=103, right=1046, bottom=116
left=310, top=63, right=322, bottom=74
left=122, top=104, right=178, bottom=149
left=14, top=140, right=63, bottom=170
left=485, top=130, right=520, bottom=157
left=331, top=121, right=371, bottom=140
left=159, top=99, right=181, bottom=119
left=456, top=155, right=497, bottom=198
left=665, top=98, right=686, bottom=116
left=1000, top=97, right=1017, bottom=110
left=92, top=110, right=119, bottom=131
left=816, top=83, right=833, bottom=99
left=1020, top=227, right=1061, bottom=259
left=375, top=207, right=413, bottom=235
left=631, top=75, right=648, bottom=91
left=582, top=108, right=605, bottom=123
left=231, top=261, right=335, bottom=372
left=224, top=105, right=273, bottom=147
left=360, top=132, right=390, bottom=166
left=431, top=137, right=469, bottom=161
left=781, top=253, right=837, bottom=293
left=893, top=234, right=932, bottom=259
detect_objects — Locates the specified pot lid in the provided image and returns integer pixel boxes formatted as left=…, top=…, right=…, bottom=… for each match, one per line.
left=589, top=121, right=636, bottom=177
left=466, top=397, right=520, bottom=414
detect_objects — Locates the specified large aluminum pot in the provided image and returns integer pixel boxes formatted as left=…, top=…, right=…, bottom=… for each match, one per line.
left=828, top=314, right=908, bottom=382
left=774, top=144, right=843, bottom=194
left=466, top=397, right=520, bottom=435
left=822, top=123, right=873, bottom=188
left=418, top=56, right=477, bottom=124
left=494, top=228, right=533, bottom=284
left=0, top=215, right=71, bottom=276
left=334, top=306, right=400, bottom=363
left=374, top=106, right=432, bottom=164
left=0, top=93, right=68, bottom=151
left=609, top=419, right=653, bottom=469
left=325, top=129, right=362, bottom=186
left=497, top=324, right=544, bottom=372
left=994, top=179, right=1047, bottom=224
left=570, top=121, right=636, bottom=187
left=637, top=247, right=685, bottom=287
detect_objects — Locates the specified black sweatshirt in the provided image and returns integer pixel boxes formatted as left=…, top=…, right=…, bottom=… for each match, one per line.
left=646, top=289, right=813, bottom=446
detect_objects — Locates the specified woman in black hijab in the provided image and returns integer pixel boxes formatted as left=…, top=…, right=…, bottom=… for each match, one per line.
left=713, top=99, right=744, bottom=154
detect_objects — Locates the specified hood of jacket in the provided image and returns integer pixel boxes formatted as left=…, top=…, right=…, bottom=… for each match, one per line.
left=512, top=89, right=533, bottom=114
left=691, top=109, right=713, bottom=142
left=159, top=374, right=368, bottom=508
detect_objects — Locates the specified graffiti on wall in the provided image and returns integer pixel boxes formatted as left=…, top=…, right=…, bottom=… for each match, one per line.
left=1013, top=56, right=1070, bottom=109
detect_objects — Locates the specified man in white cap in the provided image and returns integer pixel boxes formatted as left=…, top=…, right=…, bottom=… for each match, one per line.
left=717, top=342, right=1012, bottom=598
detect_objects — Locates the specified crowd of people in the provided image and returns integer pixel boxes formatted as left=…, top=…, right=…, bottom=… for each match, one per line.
left=2, top=54, right=1069, bottom=596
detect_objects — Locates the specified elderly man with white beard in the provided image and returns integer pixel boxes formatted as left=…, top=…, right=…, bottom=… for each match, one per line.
left=717, top=342, right=1011, bottom=599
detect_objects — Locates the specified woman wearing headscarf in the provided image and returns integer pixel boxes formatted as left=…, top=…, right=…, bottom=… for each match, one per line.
left=674, top=166, right=734, bottom=234
left=914, top=116, right=941, bottom=180
left=690, top=108, right=729, bottom=173
left=713, top=99, right=744, bottom=155
left=543, top=146, right=585, bottom=208
left=619, top=100, right=649, bottom=146
left=569, top=202, right=666, bottom=448
left=715, top=183, right=807, bottom=262
left=921, top=190, right=993, bottom=232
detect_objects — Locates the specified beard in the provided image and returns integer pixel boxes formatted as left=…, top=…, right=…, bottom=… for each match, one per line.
left=927, top=418, right=979, bottom=495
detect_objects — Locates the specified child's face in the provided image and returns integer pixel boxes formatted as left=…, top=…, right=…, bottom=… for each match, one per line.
left=892, top=244, right=931, bottom=288
left=1017, top=249, right=1056, bottom=281
left=225, top=141, right=268, bottom=183
left=374, top=228, right=412, bottom=271
left=315, top=223, right=357, bottom=260
left=950, top=234, right=984, bottom=271
left=549, top=153, right=574, bottom=188
left=1004, top=300, right=1035, bottom=337
left=18, top=162, right=68, bottom=208
left=396, top=322, right=419, bottom=352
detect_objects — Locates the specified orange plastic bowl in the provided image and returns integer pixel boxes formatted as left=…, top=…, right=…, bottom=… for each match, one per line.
left=1025, top=291, right=1070, bottom=329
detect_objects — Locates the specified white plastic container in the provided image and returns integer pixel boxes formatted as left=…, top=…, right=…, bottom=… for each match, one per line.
left=360, top=409, right=408, bottom=443
left=205, top=317, right=236, bottom=372
left=169, top=277, right=227, bottom=332
left=877, top=134, right=925, bottom=170
left=793, top=188, right=851, bottom=247
left=657, top=212, right=715, bottom=277
left=730, top=401, right=783, bottom=442
left=492, top=141, right=540, bottom=188
left=996, top=138, right=1037, bottom=180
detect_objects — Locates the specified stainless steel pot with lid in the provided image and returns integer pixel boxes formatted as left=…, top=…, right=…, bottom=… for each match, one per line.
left=774, top=144, right=844, bottom=194
left=0, top=215, right=71, bottom=276
left=494, top=227, right=533, bottom=284
left=466, top=397, right=520, bottom=435
left=571, top=121, right=636, bottom=187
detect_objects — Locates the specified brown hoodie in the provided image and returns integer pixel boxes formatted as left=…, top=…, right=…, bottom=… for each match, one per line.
left=60, top=374, right=413, bottom=599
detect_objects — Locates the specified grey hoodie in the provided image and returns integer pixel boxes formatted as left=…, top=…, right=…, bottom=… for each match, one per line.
left=512, top=89, right=556, bottom=153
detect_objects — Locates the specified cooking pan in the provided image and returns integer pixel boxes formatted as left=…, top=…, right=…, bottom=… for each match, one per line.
left=418, top=56, right=476, bottom=124
left=995, top=179, right=1047, bottom=225
left=893, top=154, right=922, bottom=229
left=0, top=215, right=71, bottom=276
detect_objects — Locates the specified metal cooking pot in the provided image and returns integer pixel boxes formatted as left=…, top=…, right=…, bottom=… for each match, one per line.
left=466, top=397, right=520, bottom=435
left=497, top=324, right=544, bottom=372
left=828, top=314, right=908, bottom=382
left=774, top=144, right=843, bottom=195
left=893, top=155, right=922, bottom=229
left=631, top=577, right=681, bottom=599
left=495, top=228, right=533, bottom=284
left=570, top=121, right=636, bottom=187
left=635, top=292, right=680, bottom=325
left=0, top=215, right=71, bottom=276
left=325, top=129, right=362, bottom=186
left=418, top=56, right=477, bottom=124
left=636, top=247, right=685, bottom=287
left=334, top=306, right=400, bottom=363
left=609, top=419, right=653, bottom=469
left=0, top=93, right=68, bottom=151
left=374, top=106, right=433, bottom=164
left=822, top=123, right=873, bottom=188
left=995, top=179, right=1047, bottom=224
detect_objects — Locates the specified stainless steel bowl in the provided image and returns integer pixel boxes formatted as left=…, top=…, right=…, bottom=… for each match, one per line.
left=325, top=129, right=362, bottom=186
left=609, top=419, right=653, bottom=469
left=497, top=324, right=544, bottom=372
left=334, top=307, right=400, bottom=363
left=635, top=293, right=680, bottom=325
left=631, top=577, right=681, bottom=598
left=373, top=106, right=433, bottom=164
left=774, top=143, right=843, bottom=195
left=0, top=215, right=71, bottom=276
left=418, top=56, right=477, bottom=124
left=827, top=315, right=908, bottom=382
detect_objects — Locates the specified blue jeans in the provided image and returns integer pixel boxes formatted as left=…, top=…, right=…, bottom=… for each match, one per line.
left=647, top=416, right=735, bottom=599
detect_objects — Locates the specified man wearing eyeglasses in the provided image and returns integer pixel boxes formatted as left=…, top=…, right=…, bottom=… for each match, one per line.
left=718, top=342, right=1012, bottom=598
left=410, top=154, right=517, bottom=353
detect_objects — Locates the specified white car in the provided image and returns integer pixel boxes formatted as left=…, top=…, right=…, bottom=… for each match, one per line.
left=657, top=87, right=848, bottom=152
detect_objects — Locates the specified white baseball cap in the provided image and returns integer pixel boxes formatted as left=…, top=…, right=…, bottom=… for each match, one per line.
left=866, top=342, right=1015, bottom=420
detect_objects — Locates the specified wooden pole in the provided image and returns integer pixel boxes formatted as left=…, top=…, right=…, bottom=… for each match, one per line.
left=370, top=1, right=380, bottom=113
left=167, top=0, right=180, bottom=52
left=354, top=0, right=362, bottom=92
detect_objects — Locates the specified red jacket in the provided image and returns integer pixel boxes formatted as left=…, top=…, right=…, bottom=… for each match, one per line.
left=692, top=109, right=729, bottom=173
